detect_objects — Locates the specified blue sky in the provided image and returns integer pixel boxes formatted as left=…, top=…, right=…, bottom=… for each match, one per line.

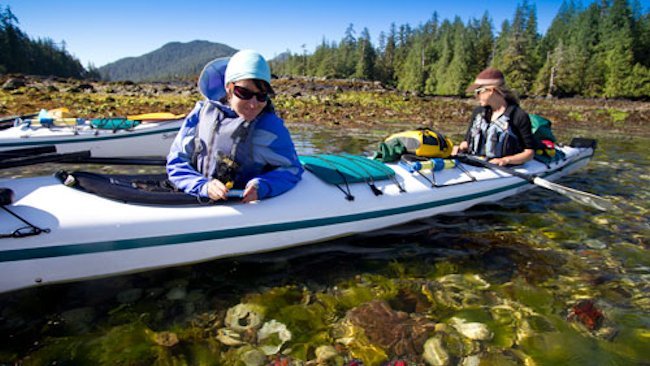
left=3, top=0, right=649, bottom=68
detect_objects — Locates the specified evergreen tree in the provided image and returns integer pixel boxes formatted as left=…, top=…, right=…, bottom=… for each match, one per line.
left=493, top=2, right=538, bottom=94
left=472, top=12, right=494, bottom=76
left=354, top=27, right=376, bottom=80
left=601, top=0, right=635, bottom=97
left=268, top=1, right=650, bottom=98
left=0, top=5, right=88, bottom=78
left=436, top=18, right=470, bottom=95
left=398, top=33, right=427, bottom=93
left=337, top=23, right=357, bottom=77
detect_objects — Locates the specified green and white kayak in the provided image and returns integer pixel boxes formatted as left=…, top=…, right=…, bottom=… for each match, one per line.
left=0, top=140, right=600, bottom=294
left=0, top=117, right=183, bottom=158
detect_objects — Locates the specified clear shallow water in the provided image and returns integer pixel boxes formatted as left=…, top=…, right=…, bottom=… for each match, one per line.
left=0, top=125, right=648, bottom=365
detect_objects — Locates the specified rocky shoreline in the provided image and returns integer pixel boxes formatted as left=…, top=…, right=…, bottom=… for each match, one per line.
left=2, top=74, right=649, bottom=136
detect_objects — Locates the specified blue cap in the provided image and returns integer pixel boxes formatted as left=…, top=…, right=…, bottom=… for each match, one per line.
left=224, top=49, right=271, bottom=86
left=198, top=57, right=230, bottom=101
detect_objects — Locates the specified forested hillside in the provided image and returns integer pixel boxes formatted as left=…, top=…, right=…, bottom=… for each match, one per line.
left=0, top=6, right=97, bottom=79
left=98, top=41, right=237, bottom=82
left=271, top=0, right=650, bottom=98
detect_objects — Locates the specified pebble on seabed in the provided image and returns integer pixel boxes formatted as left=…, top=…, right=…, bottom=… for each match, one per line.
left=450, top=317, right=493, bottom=341
left=422, top=336, right=449, bottom=366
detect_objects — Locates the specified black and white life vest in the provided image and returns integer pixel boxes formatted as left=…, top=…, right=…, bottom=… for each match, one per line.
left=191, top=101, right=255, bottom=186
left=468, top=105, right=523, bottom=158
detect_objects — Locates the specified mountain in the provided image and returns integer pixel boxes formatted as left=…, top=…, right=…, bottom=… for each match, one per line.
left=98, top=40, right=237, bottom=82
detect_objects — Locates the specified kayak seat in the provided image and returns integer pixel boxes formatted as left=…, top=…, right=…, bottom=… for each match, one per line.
left=90, top=118, right=140, bottom=130
left=299, top=154, right=404, bottom=201
left=54, top=170, right=207, bottom=205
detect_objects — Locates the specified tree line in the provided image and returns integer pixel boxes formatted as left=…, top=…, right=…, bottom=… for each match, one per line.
left=270, top=0, right=650, bottom=98
left=0, top=5, right=99, bottom=79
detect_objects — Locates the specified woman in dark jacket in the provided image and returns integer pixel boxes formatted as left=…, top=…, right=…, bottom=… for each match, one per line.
left=454, top=67, right=535, bottom=166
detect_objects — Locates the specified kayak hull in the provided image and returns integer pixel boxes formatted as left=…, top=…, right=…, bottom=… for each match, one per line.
left=0, top=145, right=594, bottom=293
left=0, top=119, right=182, bottom=158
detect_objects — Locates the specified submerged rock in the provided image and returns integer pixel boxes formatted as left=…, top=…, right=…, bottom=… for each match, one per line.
left=257, top=319, right=291, bottom=355
left=346, top=300, right=436, bottom=356
left=153, top=331, right=179, bottom=347
left=225, top=303, right=266, bottom=333
left=422, top=336, right=449, bottom=366
left=166, top=286, right=187, bottom=300
left=314, top=344, right=340, bottom=364
left=240, top=347, right=266, bottom=366
left=216, top=327, right=245, bottom=346
left=60, top=306, right=96, bottom=334
left=449, top=317, right=493, bottom=341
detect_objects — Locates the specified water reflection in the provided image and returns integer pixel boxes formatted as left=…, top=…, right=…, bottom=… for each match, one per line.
left=0, top=124, right=648, bottom=365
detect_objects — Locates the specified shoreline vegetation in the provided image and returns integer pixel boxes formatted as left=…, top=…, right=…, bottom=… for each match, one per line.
left=1, top=74, right=649, bottom=138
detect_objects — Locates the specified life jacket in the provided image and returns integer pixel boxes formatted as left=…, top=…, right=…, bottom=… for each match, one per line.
left=468, top=105, right=522, bottom=158
left=191, top=101, right=256, bottom=187
left=384, top=127, right=454, bottom=158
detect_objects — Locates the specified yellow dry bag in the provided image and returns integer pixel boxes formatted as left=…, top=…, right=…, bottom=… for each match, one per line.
left=385, top=127, right=454, bottom=158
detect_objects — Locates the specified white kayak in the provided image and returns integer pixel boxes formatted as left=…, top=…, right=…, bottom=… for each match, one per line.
left=0, top=142, right=597, bottom=294
left=0, top=118, right=182, bottom=158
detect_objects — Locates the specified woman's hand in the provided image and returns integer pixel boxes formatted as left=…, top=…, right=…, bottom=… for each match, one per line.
left=242, top=182, right=258, bottom=203
left=489, top=157, right=511, bottom=166
left=206, top=179, right=229, bottom=201
left=489, top=149, right=534, bottom=166
left=452, top=141, right=469, bottom=156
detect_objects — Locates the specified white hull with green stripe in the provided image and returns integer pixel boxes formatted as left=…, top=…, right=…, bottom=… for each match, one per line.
left=0, top=119, right=182, bottom=157
left=0, top=144, right=594, bottom=294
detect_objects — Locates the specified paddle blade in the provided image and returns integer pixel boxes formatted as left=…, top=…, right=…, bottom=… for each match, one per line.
left=532, top=177, right=615, bottom=211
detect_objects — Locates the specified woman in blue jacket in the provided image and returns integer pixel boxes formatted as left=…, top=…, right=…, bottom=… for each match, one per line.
left=167, top=50, right=303, bottom=203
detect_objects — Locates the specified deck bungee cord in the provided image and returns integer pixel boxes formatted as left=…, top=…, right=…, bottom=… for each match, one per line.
left=0, top=188, right=50, bottom=239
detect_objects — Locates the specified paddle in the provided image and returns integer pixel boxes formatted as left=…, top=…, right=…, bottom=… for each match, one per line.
left=66, top=157, right=166, bottom=166
left=0, top=112, right=38, bottom=123
left=456, top=154, right=615, bottom=211
left=0, top=151, right=91, bottom=169
left=0, top=145, right=57, bottom=160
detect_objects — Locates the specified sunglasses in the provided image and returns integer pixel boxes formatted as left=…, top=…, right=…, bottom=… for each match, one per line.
left=233, top=85, right=268, bottom=102
left=474, top=87, right=490, bottom=96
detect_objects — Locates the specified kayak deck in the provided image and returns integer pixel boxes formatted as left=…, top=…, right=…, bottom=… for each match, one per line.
left=0, top=145, right=595, bottom=293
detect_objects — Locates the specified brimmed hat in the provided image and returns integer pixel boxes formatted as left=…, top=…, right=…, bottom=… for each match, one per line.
left=224, top=49, right=274, bottom=94
left=466, top=67, right=505, bottom=93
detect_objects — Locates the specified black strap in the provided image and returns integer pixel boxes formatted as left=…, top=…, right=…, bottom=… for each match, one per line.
left=1, top=206, right=50, bottom=238
left=343, top=154, right=406, bottom=193
left=337, top=155, right=382, bottom=196
left=308, top=155, right=354, bottom=201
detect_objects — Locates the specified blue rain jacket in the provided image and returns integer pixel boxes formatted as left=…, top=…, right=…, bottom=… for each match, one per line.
left=167, top=100, right=303, bottom=200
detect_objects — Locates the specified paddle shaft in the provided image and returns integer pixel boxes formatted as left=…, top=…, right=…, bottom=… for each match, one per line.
left=0, top=112, right=38, bottom=124
left=457, top=154, right=614, bottom=211
left=0, top=151, right=91, bottom=169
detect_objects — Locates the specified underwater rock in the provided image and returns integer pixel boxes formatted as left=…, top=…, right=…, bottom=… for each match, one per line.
left=346, top=300, right=436, bottom=356
left=240, top=346, right=267, bottom=366
left=225, top=303, right=266, bottom=333
left=257, top=319, right=292, bottom=355
left=315, top=345, right=339, bottom=363
left=422, top=336, right=449, bottom=366
left=422, top=274, right=490, bottom=310
left=60, top=306, right=96, bottom=334
left=116, top=288, right=143, bottom=304
left=584, top=239, right=607, bottom=249
left=460, top=354, right=481, bottom=366
left=217, top=327, right=246, bottom=346
left=166, top=286, right=187, bottom=300
left=153, top=331, right=179, bottom=347
left=449, top=318, right=493, bottom=341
